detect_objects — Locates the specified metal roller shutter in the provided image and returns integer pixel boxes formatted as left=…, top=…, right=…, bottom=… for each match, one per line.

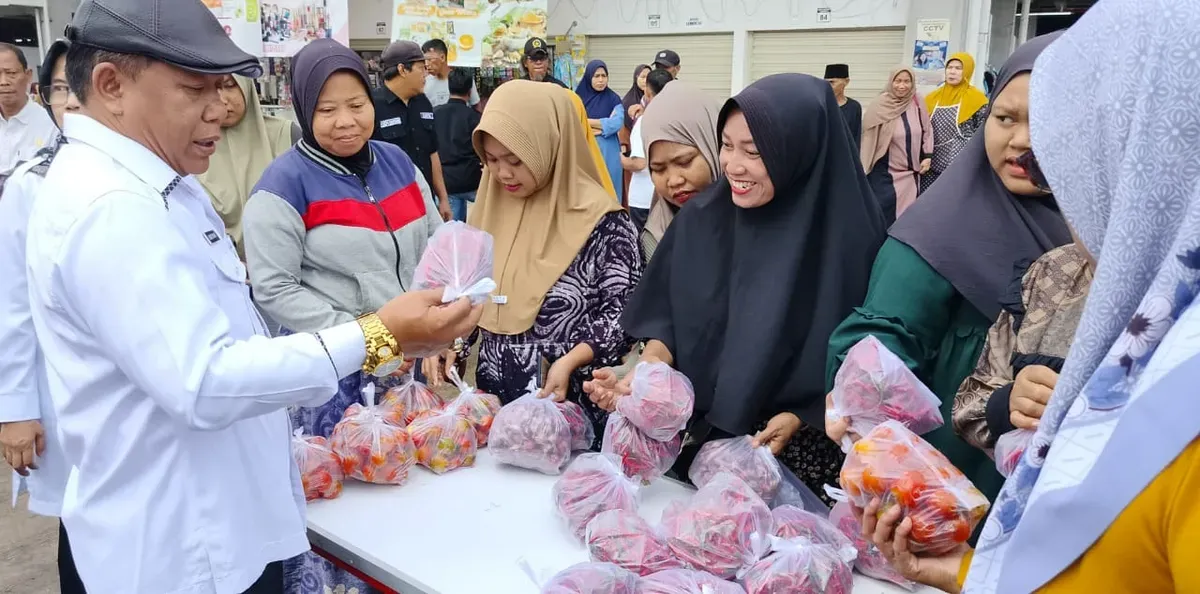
left=585, top=34, right=734, bottom=100
left=749, top=28, right=905, bottom=101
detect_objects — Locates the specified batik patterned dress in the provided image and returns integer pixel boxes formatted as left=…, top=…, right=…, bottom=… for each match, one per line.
left=472, top=211, right=642, bottom=449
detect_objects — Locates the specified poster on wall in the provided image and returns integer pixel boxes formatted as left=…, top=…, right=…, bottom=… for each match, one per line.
left=203, top=0, right=266, bottom=57
left=260, top=0, right=349, bottom=57
left=391, top=0, right=548, bottom=69
left=913, top=18, right=951, bottom=86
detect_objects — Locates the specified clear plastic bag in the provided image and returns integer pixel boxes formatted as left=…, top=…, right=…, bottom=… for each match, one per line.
left=688, top=436, right=782, bottom=503
left=614, top=362, right=694, bottom=441
left=381, top=374, right=445, bottom=426
left=828, top=498, right=916, bottom=590
left=412, top=221, right=498, bottom=305
left=601, top=413, right=681, bottom=484
left=329, top=382, right=417, bottom=485
left=995, top=428, right=1034, bottom=478
left=660, top=472, right=773, bottom=579
left=552, top=453, right=641, bottom=541
left=540, top=562, right=639, bottom=594
left=584, top=508, right=684, bottom=576
left=770, top=505, right=855, bottom=557
left=829, top=335, right=944, bottom=451
left=556, top=399, right=595, bottom=451
left=342, top=384, right=406, bottom=428
left=446, top=368, right=503, bottom=446
left=291, top=429, right=344, bottom=501
left=407, top=406, right=478, bottom=474
left=838, top=420, right=990, bottom=555
left=637, top=569, right=745, bottom=594
left=490, top=380, right=572, bottom=474
left=739, top=537, right=855, bottom=594
left=773, top=465, right=831, bottom=512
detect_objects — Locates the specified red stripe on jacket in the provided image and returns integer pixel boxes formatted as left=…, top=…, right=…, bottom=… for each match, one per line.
left=301, top=182, right=427, bottom=232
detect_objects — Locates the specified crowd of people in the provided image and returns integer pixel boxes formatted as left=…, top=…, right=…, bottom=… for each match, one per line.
left=1, top=0, right=1198, bottom=593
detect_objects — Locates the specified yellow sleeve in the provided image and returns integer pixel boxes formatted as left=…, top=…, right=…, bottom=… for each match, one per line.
left=1167, top=439, right=1200, bottom=590
left=957, top=547, right=975, bottom=591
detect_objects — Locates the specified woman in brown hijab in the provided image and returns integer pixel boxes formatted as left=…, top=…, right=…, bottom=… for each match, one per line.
left=424, top=81, right=643, bottom=447
left=637, top=80, right=722, bottom=262
left=861, top=66, right=933, bottom=226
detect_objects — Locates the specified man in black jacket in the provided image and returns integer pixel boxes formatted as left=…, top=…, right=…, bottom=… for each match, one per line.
left=432, top=68, right=482, bottom=222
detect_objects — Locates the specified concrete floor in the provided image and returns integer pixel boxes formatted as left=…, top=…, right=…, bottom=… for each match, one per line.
left=0, top=471, right=59, bottom=593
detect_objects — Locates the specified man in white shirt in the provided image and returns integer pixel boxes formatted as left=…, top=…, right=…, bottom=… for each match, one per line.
left=24, top=2, right=481, bottom=593
left=421, top=38, right=480, bottom=108
left=621, top=68, right=674, bottom=234
left=0, top=42, right=57, bottom=173
left=0, top=38, right=87, bottom=594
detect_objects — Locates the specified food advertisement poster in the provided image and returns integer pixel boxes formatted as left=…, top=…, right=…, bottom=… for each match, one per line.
left=203, top=0, right=266, bottom=58
left=391, top=0, right=549, bottom=69
left=260, top=0, right=350, bottom=57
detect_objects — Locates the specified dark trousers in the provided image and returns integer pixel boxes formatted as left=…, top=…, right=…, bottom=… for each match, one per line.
left=242, top=561, right=284, bottom=594
left=58, top=521, right=86, bottom=594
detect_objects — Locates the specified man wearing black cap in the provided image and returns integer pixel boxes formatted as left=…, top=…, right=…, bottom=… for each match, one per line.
left=22, top=2, right=481, bottom=593
left=824, top=63, right=862, bottom=148
left=652, top=49, right=681, bottom=78
left=0, top=38, right=87, bottom=594
left=372, top=39, right=453, bottom=221
left=520, top=37, right=567, bottom=87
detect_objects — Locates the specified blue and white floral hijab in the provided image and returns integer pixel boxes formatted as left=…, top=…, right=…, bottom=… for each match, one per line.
left=966, top=1, right=1200, bottom=592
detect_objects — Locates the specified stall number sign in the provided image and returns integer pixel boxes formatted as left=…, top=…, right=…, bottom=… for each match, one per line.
left=647, top=14, right=661, bottom=29
left=376, top=21, right=387, bottom=35
left=817, top=7, right=832, bottom=23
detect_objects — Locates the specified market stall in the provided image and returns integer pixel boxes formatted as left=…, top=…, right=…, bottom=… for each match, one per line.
left=305, top=450, right=937, bottom=594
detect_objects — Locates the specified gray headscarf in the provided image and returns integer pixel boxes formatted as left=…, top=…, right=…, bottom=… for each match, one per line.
left=888, top=33, right=1071, bottom=320
left=969, top=2, right=1200, bottom=591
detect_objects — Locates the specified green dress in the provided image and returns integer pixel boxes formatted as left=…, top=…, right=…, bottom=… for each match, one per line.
left=827, top=238, right=1005, bottom=500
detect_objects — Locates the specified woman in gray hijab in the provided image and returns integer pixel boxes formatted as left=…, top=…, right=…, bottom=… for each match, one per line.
left=824, top=33, right=1071, bottom=501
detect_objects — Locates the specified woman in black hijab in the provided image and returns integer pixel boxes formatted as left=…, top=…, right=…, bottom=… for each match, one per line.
left=824, top=33, right=1071, bottom=501
left=621, top=64, right=651, bottom=130
left=587, top=73, right=886, bottom=497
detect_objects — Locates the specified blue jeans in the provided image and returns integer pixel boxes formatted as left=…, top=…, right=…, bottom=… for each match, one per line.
left=448, top=191, right=475, bottom=222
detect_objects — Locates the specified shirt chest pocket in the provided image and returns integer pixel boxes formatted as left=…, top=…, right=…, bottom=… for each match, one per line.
left=379, top=118, right=408, bottom=142
left=204, top=234, right=267, bottom=339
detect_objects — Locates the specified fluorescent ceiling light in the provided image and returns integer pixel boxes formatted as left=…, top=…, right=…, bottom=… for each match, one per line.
left=1017, top=11, right=1073, bottom=16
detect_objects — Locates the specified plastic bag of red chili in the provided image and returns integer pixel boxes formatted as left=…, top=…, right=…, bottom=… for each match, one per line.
left=994, top=428, right=1034, bottom=478
left=838, top=420, right=990, bottom=555
left=329, top=383, right=417, bottom=485
left=828, top=335, right=943, bottom=451
left=491, top=381, right=572, bottom=474
left=446, top=369, right=503, bottom=446
left=381, top=374, right=444, bottom=426
left=601, top=413, right=682, bottom=484
left=556, top=399, right=595, bottom=451
left=584, top=509, right=684, bottom=576
left=739, top=536, right=856, bottom=594
left=688, top=436, right=782, bottom=502
left=660, top=472, right=773, bottom=579
left=614, top=362, right=694, bottom=441
left=540, top=562, right=639, bottom=594
left=412, top=221, right=497, bottom=305
left=771, top=505, right=856, bottom=558
left=828, top=499, right=916, bottom=589
left=552, top=453, right=641, bottom=541
left=636, top=569, right=745, bottom=594
left=291, top=429, right=344, bottom=501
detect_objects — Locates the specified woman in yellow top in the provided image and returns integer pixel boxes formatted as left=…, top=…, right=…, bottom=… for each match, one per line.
left=919, top=52, right=988, bottom=192
left=861, top=2, right=1200, bottom=591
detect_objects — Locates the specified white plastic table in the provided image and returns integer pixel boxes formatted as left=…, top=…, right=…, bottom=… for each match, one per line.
left=305, top=450, right=935, bottom=593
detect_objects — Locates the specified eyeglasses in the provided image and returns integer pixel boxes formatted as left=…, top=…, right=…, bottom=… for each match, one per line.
left=39, top=83, right=72, bottom=106
left=1015, top=150, right=1052, bottom=193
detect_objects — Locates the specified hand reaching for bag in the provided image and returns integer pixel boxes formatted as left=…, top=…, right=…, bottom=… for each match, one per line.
left=583, top=367, right=633, bottom=412
left=376, top=289, right=482, bottom=359
left=857, top=497, right=969, bottom=593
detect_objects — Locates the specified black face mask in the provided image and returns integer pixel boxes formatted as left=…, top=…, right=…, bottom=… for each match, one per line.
left=1016, top=149, right=1052, bottom=193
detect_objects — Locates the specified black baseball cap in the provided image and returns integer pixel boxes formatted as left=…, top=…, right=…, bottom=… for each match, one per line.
left=65, top=0, right=262, bottom=78
left=524, top=37, right=550, bottom=59
left=381, top=40, right=425, bottom=69
left=653, top=49, right=680, bottom=68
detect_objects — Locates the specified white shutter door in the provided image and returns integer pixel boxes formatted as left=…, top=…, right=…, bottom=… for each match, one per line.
left=585, top=34, right=734, bottom=100
left=749, top=28, right=905, bottom=102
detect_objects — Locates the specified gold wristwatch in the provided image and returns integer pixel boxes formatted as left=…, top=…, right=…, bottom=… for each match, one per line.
left=357, top=313, right=403, bottom=377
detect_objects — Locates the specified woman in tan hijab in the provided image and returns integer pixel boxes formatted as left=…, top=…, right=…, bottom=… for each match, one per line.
left=861, top=66, right=933, bottom=226
left=198, top=75, right=296, bottom=259
left=424, top=81, right=642, bottom=448
left=637, top=80, right=721, bottom=261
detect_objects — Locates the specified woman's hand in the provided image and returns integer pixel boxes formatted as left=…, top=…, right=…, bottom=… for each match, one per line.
left=539, top=357, right=576, bottom=402
left=919, top=158, right=933, bottom=174
left=421, top=350, right=458, bottom=387
left=752, top=412, right=802, bottom=455
left=584, top=367, right=634, bottom=412
left=824, top=391, right=860, bottom=447
left=628, top=104, right=644, bottom=120
left=859, top=498, right=969, bottom=593
left=1011, top=364, right=1057, bottom=429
